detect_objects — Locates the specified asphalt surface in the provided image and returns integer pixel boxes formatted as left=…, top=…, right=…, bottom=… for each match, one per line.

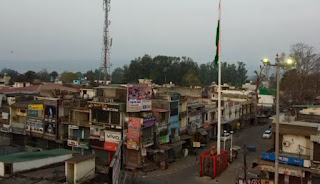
left=125, top=124, right=272, bottom=184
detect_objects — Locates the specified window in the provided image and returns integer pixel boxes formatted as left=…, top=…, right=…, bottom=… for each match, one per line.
left=205, top=113, right=208, bottom=121
left=96, top=89, right=103, bottom=97
left=92, top=109, right=109, bottom=123
left=110, top=111, right=120, bottom=125
left=161, top=112, right=166, bottom=121
left=170, top=101, right=178, bottom=116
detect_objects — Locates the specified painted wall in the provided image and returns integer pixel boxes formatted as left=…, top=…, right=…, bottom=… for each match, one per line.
left=0, top=162, right=4, bottom=176
left=65, top=162, right=74, bottom=184
left=258, top=94, right=274, bottom=107
left=80, top=89, right=94, bottom=100
left=282, top=134, right=312, bottom=156
left=12, top=154, right=73, bottom=174
left=74, top=157, right=95, bottom=183
left=13, top=82, right=31, bottom=88
left=168, top=101, right=179, bottom=136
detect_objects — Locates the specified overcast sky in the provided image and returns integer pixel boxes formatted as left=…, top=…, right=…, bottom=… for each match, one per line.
left=1, top=0, right=320, bottom=75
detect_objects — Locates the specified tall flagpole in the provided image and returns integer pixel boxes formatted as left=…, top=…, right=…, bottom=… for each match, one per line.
left=217, top=0, right=222, bottom=154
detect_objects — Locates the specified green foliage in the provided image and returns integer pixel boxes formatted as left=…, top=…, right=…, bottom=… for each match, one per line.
left=59, top=71, right=78, bottom=84
left=111, top=55, right=248, bottom=86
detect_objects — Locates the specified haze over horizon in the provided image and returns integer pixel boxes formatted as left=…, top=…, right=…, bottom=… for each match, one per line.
left=1, top=0, right=320, bottom=75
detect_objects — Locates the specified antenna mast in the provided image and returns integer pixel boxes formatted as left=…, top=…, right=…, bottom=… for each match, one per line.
left=101, top=0, right=112, bottom=85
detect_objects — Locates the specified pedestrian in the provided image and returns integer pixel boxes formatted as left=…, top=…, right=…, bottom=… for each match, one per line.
left=215, top=179, right=219, bottom=184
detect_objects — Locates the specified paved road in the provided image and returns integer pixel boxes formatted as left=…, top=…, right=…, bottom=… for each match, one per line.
left=126, top=124, right=272, bottom=184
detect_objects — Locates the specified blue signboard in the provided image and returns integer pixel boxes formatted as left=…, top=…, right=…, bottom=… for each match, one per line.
left=27, top=110, right=39, bottom=117
left=261, top=152, right=304, bottom=166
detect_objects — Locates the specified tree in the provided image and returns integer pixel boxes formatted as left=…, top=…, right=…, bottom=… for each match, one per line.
left=254, top=65, right=268, bottom=125
left=24, top=71, right=37, bottom=83
left=280, top=43, right=320, bottom=104
left=37, top=69, right=50, bottom=82
left=49, top=71, right=59, bottom=82
left=59, top=72, right=78, bottom=84
left=111, top=67, right=125, bottom=83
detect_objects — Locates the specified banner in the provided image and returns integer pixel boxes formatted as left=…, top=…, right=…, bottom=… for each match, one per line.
left=127, top=117, right=141, bottom=142
left=143, top=116, right=155, bottom=127
left=127, top=84, right=152, bottom=112
left=44, top=105, right=57, bottom=119
left=44, top=122, right=56, bottom=135
left=127, top=117, right=141, bottom=150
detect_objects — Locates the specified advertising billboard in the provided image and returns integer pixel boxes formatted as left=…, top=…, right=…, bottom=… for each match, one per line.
left=27, top=104, right=43, bottom=118
left=127, top=84, right=152, bottom=112
left=126, top=117, right=142, bottom=150
left=26, top=119, right=44, bottom=134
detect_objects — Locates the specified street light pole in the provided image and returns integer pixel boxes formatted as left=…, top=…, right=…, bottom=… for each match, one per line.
left=275, top=56, right=280, bottom=184
left=230, top=131, right=233, bottom=162
left=261, top=55, right=294, bottom=184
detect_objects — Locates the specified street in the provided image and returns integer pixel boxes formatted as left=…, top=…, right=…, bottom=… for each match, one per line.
left=125, top=124, right=272, bottom=184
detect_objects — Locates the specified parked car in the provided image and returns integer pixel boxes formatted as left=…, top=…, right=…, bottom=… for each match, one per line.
left=262, top=130, right=272, bottom=139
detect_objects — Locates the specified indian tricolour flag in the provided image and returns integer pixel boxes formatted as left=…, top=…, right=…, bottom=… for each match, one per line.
left=214, top=0, right=221, bottom=65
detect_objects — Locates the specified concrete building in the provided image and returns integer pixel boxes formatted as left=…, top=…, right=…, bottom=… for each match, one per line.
left=256, top=108, right=320, bottom=184
left=0, top=74, right=11, bottom=87
left=65, top=154, right=96, bottom=184
left=13, top=82, right=31, bottom=88
left=0, top=148, right=73, bottom=177
left=80, top=88, right=94, bottom=100
left=89, top=86, right=126, bottom=166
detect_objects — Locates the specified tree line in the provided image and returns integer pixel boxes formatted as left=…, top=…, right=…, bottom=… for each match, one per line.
left=111, top=55, right=248, bottom=87
left=0, top=56, right=248, bottom=87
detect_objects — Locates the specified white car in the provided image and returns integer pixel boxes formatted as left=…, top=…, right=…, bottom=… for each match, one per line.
left=262, top=130, right=272, bottom=139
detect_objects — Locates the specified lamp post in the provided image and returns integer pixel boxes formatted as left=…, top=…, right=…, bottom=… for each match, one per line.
left=261, top=55, right=295, bottom=184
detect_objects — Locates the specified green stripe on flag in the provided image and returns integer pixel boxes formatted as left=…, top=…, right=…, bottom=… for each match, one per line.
left=214, top=20, right=220, bottom=65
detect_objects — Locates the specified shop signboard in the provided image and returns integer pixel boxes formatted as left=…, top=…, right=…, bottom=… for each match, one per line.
left=261, top=152, right=304, bottom=166
left=159, top=135, right=169, bottom=144
left=27, top=104, right=43, bottom=118
left=90, top=127, right=105, bottom=141
left=68, top=139, right=79, bottom=147
left=26, top=119, right=44, bottom=134
left=68, top=139, right=89, bottom=149
left=0, top=124, right=11, bottom=133
left=258, top=164, right=305, bottom=177
left=28, top=104, right=43, bottom=110
left=105, top=130, right=122, bottom=143
left=127, top=84, right=152, bottom=112
left=104, top=141, right=119, bottom=151
left=143, top=116, right=155, bottom=127
left=88, top=103, right=120, bottom=112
